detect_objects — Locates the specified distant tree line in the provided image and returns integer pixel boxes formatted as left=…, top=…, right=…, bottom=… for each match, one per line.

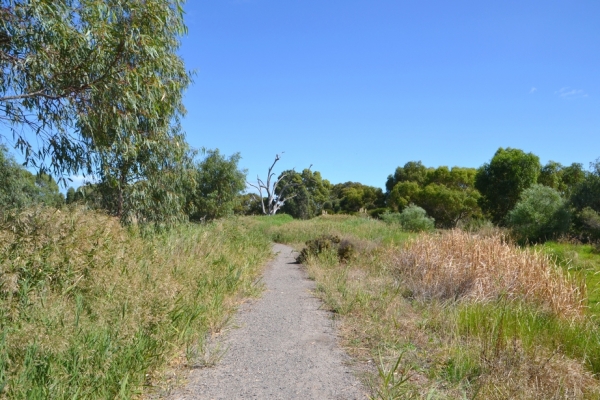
left=3, top=140, right=600, bottom=243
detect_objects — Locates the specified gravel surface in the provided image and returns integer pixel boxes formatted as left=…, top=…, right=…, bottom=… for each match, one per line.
left=168, top=243, right=367, bottom=400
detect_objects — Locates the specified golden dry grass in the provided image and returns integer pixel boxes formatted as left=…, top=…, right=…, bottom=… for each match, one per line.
left=387, top=229, right=586, bottom=318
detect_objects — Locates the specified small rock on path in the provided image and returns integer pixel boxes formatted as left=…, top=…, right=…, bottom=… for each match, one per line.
left=168, top=243, right=367, bottom=400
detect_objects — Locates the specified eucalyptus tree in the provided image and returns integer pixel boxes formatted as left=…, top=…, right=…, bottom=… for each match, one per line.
left=1, top=0, right=194, bottom=227
left=0, top=145, right=63, bottom=210
left=277, top=169, right=331, bottom=219
left=188, top=149, right=247, bottom=221
left=1, top=0, right=192, bottom=226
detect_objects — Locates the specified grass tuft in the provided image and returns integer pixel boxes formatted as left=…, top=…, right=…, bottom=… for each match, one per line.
left=388, top=230, right=585, bottom=318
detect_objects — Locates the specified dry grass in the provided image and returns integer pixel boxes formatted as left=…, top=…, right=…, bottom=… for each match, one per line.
left=387, top=229, right=585, bottom=318
left=262, top=216, right=600, bottom=399
left=0, top=206, right=272, bottom=399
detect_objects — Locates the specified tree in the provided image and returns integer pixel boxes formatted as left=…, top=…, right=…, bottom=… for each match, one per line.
left=387, top=181, right=420, bottom=211
left=1, top=0, right=191, bottom=181
left=94, top=130, right=194, bottom=227
left=385, top=161, right=429, bottom=192
left=506, top=184, right=571, bottom=243
left=570, top=159, right=600, bottom=213
left=35, top=171, right=65, bottom=208
left=234, top=193, right=264, bottom=216
left=538, top=161, right=586, bottom=198
left=188, top=149, right=246, bottom=221
left=416, top=183, right=481, bottom=228
left=247, top=154, right=313, bottom=216
left=385, top=164, right=482, bottom=227
left=64, top=182, right=104, bottom=209
left=475, top=148, right=541, bottom=224
left=328, top=182, right=385, bottom=214
left=278, top=169, right=331, bottom=219
left=0, top=145, right=64, bottom=210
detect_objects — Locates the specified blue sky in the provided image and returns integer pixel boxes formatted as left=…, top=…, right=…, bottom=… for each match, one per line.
left=182, top=0, right=598, bottom=189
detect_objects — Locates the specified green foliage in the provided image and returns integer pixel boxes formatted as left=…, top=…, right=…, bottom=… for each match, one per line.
left=0, top=145, right=64, bottom=210
left=386, top=162, right=481, bottom=227
left=188, top=149, right=246, bottom=221
left=64, top=183, right=104, bottom=210
left=475, top=147, right=541, bottom=224
left=416, top=183, right=481, bottom=228
left=234, top=193, right=265, bottom=216
left=34, top=172, right=65, bottom=208
left=506, top=184, right=571, bottom=243
left=385, top=161, right=428, bottom=192
left=570, top=159, right=600, bottom=213
left=251, top=213, right=412, bottom=246
left=457, top=301, right=600, bottom=375
left=381, top=205, right=435, bottom=232
left=1, top=0, right=191, bottom=179
left=328, top=182, right=385, bottom=214
left=577, top=207, right=600, bottom=241
left=95, top=134, right=195, bottom=229
left=0, top=207, right=272, bottom=398
left=538, top=161, right=586, bottom=198
left=278, top=169, right=331, bottom=219
left=368, top=207, right=389, bottom=219
left=387, top=181, right=420, bottom=212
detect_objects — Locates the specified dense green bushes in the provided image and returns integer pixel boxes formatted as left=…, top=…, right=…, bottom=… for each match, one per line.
left=506, top=185, right=571, bottom=243
left=381, top=205, right=435, bottom=232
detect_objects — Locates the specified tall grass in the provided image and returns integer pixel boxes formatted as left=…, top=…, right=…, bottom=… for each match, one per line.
left=250, top=213, right=413, bottom=245
left=388, top=230, right=585, bottom=318
left=0, top=206, right=271, bottom=399
left=261, top=215, right=600, bottom=399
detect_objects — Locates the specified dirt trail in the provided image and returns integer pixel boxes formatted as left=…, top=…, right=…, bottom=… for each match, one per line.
left=167, top=243, right=367, bottom=399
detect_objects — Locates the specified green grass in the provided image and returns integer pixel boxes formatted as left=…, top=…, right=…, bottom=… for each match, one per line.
left=540, top=241, right=600, bottom=315
left=456, top=301, right=600, bottom=374
left=0, top=207, right=272, bottom=399
left=247, top=213, right=414, bottom=246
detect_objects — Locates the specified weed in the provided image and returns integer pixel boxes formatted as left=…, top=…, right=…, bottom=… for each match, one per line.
left=370, top=351, right=421, bottom=400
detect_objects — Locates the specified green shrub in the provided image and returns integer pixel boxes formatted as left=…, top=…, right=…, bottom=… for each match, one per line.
left=368, top=207, right=389, bottom=219
left=381, top=205, right=434, bottom=232
left=506, top=184, right=571, bottom=243
left=578, top=207, right=600, bottom=242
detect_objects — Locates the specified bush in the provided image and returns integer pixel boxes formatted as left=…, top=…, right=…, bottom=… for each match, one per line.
left=578, top=207, right=600, bottom=242
left=381, top=205, right=434, bottom=232
left=368, top=207, right=389, bottom=219
left=387, top=229, right=584, bottom=317
left=296, top=235, right=355, bottom=264
left=506, top=184, right=571, bottom=243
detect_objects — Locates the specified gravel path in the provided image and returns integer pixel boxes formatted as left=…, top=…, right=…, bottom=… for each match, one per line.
left=168, top=243, right=367, bottom=400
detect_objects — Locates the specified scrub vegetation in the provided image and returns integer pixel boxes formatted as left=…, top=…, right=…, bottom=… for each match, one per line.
left=3, top=2, right=600, bottom=398
left=255, top=214, right=600, bottom=399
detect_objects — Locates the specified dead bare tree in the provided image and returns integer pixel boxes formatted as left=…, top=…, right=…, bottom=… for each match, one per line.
left=247, top=153, right=310, bottom=215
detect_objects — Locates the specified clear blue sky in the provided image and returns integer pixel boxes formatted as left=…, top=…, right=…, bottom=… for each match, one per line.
left=180, top=0, right=599, bottom=190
